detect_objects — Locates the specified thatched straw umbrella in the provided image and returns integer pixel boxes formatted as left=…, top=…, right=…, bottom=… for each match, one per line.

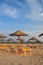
left=7, top=38, right=14, bottom=42
left=9, top=30, right=28, bottom=43
left=26, top=40, right=30, bottom=43
left=17, top=38, right=25, bottom=43
left=35, top=40, right=41, bottom=43
left=39, top=33, right=43, bottom=37
left=28, top=37, right=38, bottom=43
left=0, top=34, right=6, bottom=42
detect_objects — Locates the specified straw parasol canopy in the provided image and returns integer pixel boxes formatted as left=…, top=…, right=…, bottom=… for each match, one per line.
left=0, top=34, right=6, bottom=38
left=29, top=37, right=38, bottom=43
left=0, top=34, right=6, bottom=42
left=7, top=38, right=14, bottom=42
left=9, top=30, right=28, bottom=43
left=39, top=33, right=43, bottom=37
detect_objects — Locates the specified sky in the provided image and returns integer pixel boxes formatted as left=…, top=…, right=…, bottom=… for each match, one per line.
left=0, top=0, right=43, bottom=41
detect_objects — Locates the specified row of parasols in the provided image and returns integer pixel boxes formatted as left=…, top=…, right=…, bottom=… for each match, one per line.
left=0, top=30, right=43, bottom=43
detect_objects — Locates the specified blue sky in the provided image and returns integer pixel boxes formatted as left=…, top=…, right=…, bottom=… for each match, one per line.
left=0, top=0, right=43, bottom=41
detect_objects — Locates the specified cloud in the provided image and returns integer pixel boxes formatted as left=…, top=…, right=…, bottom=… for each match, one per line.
left=40, top=13, right=43, bottom=16
left=0, top=0, right=43, bottom=20
left=31, top=25, right=43, bottom=30
left=0, top=4, right=18, bottom=18
left=42, top=0, right=43, bottom=2
left=25, top=0, right=43, bottom=21
left=0, top=0, right=28, bottom=19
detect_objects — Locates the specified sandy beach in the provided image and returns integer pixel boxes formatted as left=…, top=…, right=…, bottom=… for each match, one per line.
left=0, top=44, right=43, bottom=65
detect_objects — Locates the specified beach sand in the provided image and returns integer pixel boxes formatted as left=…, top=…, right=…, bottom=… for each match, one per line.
left=0, top=44, right=43, bottom=65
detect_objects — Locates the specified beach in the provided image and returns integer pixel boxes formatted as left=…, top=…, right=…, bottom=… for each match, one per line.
left=0, top=0, right=43, bottom=65
left=0, top=44, right=43, bottom=65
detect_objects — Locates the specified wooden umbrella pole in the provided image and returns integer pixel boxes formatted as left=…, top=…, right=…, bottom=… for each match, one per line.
left=18, top=36, right=20, bottom=43
left=33, top=39, right=35, bottom=43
